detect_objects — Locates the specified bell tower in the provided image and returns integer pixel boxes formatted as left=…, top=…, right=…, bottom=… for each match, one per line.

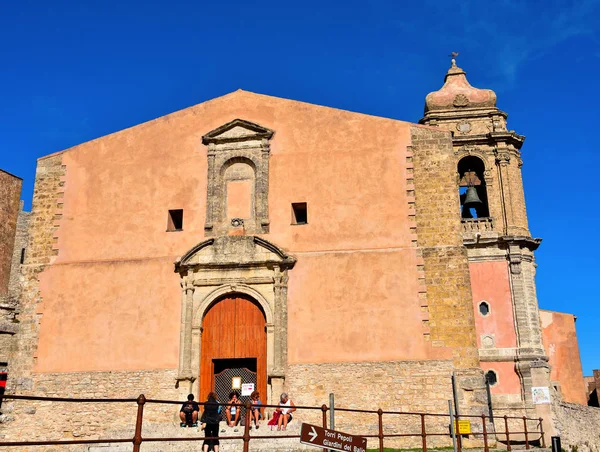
left=420, top=58, right=552, bottom=412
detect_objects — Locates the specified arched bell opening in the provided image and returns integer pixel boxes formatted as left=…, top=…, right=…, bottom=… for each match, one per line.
left=458, top=156, right=489, bottom=219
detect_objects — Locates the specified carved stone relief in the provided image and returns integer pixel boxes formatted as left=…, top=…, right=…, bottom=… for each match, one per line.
left=174, top=235, right=296, bottom=402
left=456, top=120, right=472, bottom=135
left=453, top=94, right=470, bottom=107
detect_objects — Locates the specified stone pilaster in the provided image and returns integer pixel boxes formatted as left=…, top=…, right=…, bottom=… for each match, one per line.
left=495, top=146, right=530, bottom=236
left=273, top=266, right=289, bottom=376
left=204, top=144, right=217, bottom=234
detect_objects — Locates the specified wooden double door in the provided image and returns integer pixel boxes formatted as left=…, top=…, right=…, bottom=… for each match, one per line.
left=200, top=294, right=267, bottom=404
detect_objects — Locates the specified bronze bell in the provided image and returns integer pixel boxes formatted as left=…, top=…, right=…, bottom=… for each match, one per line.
left=463, top=186, right=483, bottom=207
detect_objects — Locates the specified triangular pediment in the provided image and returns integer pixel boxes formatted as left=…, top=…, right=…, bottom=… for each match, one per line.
left=175, top=236, right=295, bottom=272
left=202, top=119, right=274, bottom=145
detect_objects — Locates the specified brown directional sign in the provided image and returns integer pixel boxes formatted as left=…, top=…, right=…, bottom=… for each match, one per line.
left=300, top=423, right=367, bottom=452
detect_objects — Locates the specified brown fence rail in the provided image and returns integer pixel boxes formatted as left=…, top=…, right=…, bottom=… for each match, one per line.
left=0, top=393, right=545, bottom=451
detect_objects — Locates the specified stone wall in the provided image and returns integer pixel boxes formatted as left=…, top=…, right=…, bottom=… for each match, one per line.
left=5, top=154, right=65, bottom=393
left=287, top=359, right=459, bottom=449
left=552, top=401, right=600, bottom=452
left=1, top=369, right=179, bottom=445
left=0, top=204, right=30, bottom=369
left=1, top=360, right=470, bottom=450
left=586, top=370, right=599, bottom=406
left=8, top=203, right=30, bottom=297
left=0, top=169, right=22, bottom=297
left=410, top=126, right=480, bottom=369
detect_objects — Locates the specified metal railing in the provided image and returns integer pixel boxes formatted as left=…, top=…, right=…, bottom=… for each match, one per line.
left=0, top=393, right=545, bottom=451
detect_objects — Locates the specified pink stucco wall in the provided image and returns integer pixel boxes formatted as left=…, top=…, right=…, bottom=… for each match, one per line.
left=34, top=90, right=449, bottom=373
left=469, top=261, right=521, bottom=394
left=469, top=261, right=516, bottom=349
left=481, top=362, right=521, bottom=395
left=540, top=310, right=587, bottom=405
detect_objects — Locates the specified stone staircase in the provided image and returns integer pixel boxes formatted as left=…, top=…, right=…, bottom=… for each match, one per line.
left=88, top=421, right=314, bottom=452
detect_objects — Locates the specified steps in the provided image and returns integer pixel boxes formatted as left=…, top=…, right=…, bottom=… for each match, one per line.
left=88, top=421, right=313, bottom=452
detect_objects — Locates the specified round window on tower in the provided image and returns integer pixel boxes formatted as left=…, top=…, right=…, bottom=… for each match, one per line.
left=479, top=301, right=490, bottom=316
left=485, top=370, right=498, bottom=386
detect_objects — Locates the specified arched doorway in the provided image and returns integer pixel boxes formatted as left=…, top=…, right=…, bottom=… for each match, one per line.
left=200, top=294, right=267, bottom=406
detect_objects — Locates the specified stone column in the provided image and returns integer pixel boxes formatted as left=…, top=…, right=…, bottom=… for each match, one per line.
left=257, top=139, right=271, bottom=233
left=177, top=281, right=187, bottom=376
left=508, top=246, right=544, bottom=354
left=496, top=150, right=513, bottom=235
left=177, top=279, right=195, bottom=394
left=496, top=148, right=530, bottom=236
left=266, top=323, right=275, bottom=375
left=204, top=144, right=216, bottom=234
left=182, top=282, right=195, bottom=376
left=273, top=267, right=289, bottom=375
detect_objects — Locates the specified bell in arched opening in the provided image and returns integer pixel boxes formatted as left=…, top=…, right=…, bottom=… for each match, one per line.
left=458, top=156, right=490, bottom=219
left=463, top=186, right=483, bottom=207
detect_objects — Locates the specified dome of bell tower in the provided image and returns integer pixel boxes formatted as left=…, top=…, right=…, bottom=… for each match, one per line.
left=424, top=59, right=497, bottom=113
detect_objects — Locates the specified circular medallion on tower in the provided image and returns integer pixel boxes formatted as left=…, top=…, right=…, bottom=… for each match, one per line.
left=456, top=120, right=472, bottom=134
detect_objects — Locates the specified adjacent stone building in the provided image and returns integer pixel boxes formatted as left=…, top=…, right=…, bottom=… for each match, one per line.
left=0, top=170, right=26, bottom=373
left=0, top=60, right=594, bottom=447
left=586, top=370, right=600, bottom=407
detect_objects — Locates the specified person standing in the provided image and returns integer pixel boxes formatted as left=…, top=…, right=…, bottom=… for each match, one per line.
left=202, top=392, right=221, bottom=452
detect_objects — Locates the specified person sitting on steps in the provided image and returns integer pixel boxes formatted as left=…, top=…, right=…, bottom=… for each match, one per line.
left=250, top=390, right=263, bottom=429
left=225, top=391, right=241, bottom=430
left=180, top=393, right=200, bottom=427
left=276, top=392, right=296, bottom=431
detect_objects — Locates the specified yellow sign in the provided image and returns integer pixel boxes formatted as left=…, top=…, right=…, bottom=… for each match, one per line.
left=454, top=420, right=471, bottom=434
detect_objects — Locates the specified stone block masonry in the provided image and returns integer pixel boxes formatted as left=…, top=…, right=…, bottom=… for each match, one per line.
left=552, top=401, right=600, bottom=452
left=0, top=361, right=461, bottom=450
left=0, top=369, right=179, bottom=444
left=0, top=169, right=22, bottom=297
left=287, top=360, right=458, bottom=449
left=4, top=154, right=65, bottom=394
left=8, top=203, right=30, bottom=298
left=410, top=126, right=479, bottom=369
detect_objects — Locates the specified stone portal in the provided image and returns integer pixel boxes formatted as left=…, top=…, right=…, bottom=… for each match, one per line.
left=200, top=294, right=267, bottom=403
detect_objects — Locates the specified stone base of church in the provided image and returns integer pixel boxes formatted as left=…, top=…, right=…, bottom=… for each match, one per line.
left=0, top=353, right=554, bottom=447
left=0, top=360, right=542, bottom=450
left=0, top=369, right=179, bottom=444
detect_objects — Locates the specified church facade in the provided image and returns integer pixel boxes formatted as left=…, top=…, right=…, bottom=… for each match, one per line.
left=0, top=61, right=589, bottom=443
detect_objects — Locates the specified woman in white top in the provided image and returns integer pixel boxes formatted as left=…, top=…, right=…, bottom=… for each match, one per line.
left=276, top=392, right=296, bottom=431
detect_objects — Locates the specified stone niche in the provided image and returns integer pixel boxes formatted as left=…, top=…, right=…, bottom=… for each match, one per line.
left=202, top=119, right=274, bottom=236
left=174, top=235, right=296, bottom=403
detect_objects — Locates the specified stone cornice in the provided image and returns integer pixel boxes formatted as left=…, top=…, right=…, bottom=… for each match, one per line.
left=174, top=236, right=296, bottom=273
left=463, top=234, right=542, bottom=251
left=500, top=235, right=542, bottom=251
left=420, top=108, right=507, bottom=123
left=202, top=118, right=274, bottom=145
left=452, top=131, right=526, bottom=150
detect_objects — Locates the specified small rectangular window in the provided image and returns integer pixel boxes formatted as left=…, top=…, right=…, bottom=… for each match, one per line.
left=291, top=203, right=308, bottom=225
left=167, top=209, right=183, bottom=231
left=20, top=248, right=25, bottom=264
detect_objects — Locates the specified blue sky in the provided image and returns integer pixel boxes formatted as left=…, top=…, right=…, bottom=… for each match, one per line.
left=1, top=0, right=599, bottom=375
